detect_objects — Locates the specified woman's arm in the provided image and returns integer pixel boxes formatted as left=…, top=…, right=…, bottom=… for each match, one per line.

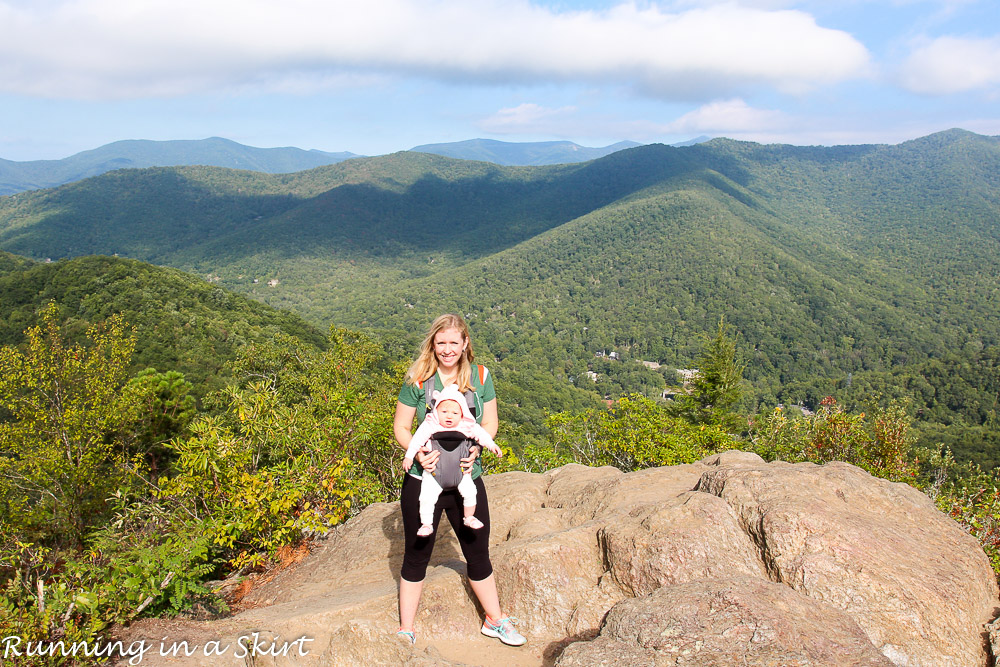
left=394, top=400, right=438, bottom=473
left=480, top=398, right=498, bottom=438
left=393, top=401, right=417, bottom=451
left=480, top=398, right=500, bottom=438
left=461, top=397, right=499, bottom=473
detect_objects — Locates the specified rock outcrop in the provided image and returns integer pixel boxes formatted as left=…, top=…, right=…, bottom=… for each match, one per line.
left=119, top=452, right=999, bottom=666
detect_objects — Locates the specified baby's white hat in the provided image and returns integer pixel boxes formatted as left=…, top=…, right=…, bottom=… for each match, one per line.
left=433, top=384, right=474, bottom=422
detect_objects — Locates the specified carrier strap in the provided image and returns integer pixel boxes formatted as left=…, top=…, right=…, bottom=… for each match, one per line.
left=420, top=365, right=484, bottom=418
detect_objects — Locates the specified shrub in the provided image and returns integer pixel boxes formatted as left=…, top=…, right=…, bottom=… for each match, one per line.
left=916, top=448, right=1000, bottom=577
left=747, top=397, right=917, bottom=482
left=546, top=394, right=737, bottom=471
left=0, top=303, right=149, bottom=550
left=157, top=328, right=401, bottom=569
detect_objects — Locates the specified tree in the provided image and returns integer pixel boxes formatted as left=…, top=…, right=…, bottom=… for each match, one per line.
left=0, top=302, right=149, bottom=550
left=128, top=368, right=197, bottom=477
left=545, top=394, right=737, bottom=471
left=669, top=318, right=745, bottom=430
left=747, top=396, right=917, bottom=481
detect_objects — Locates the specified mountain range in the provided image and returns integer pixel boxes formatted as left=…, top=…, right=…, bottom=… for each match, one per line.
left=0, top=128, right=997, bottom=463
left=0, top=137, right=359, bottom=196
left=0, top=137, right=668, bottom=196
left=409, top=138, right=645, bottom=166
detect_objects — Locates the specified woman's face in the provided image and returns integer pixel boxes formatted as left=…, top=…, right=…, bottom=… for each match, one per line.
left=433, top=327, right=467, bottom=371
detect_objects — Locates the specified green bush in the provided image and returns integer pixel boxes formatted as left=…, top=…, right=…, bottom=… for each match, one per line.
left=747, top=396, right=917, bottom=482
left=0, top=313, right=402, bottom=662
left=158, top=328, right=401, bottom=569
left=545, top=394, right=737, bottom=471
left=915, top=448, right=1000, bottom=576
left=0, top=303, right=149, bottom=550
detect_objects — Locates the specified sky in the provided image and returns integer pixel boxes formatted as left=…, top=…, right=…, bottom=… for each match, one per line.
left=1, top=0, right=998, bottom=161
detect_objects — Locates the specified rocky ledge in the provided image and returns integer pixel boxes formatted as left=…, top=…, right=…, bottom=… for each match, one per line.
left=121, top=451, right=1000, bottom=666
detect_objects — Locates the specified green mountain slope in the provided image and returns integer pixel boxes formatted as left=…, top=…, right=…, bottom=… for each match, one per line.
left=0, top=148, right=706, bottom=269
left=313, top=164, right=969, bottom=423
left=0, top=254, right=326, bottom=396
left=0, top=130, right=997, bottom=455
left=0, top=249, right=33, bottom=274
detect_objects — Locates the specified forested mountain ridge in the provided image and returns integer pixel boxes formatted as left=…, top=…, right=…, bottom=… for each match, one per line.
left=0, top=137, right=359, bottom=196
left=0, top=253, right=326, bottom=397
left=0, top=136, right=651, bottom=198
left=0, top=147, right=709, bottom=266
left=0, top=129, right=997, bottom=461
left=7, top=132, right=1000, bottom=657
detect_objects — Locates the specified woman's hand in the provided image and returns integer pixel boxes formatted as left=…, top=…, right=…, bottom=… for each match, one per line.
left=460, top=445, right=482, bottom=474
left=415, top=448, right=440, bottom=474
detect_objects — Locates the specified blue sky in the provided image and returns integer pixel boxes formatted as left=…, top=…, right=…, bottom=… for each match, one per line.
left=1, top=0, right=998, bottom=161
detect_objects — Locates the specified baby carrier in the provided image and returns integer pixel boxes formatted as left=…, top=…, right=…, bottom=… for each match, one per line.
left=419, top=369, right=483, bottom=489
left=426, top=431, right=472, bottom=489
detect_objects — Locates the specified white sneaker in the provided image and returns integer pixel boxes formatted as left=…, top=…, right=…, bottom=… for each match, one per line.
left=481, top=616, right=526, bottom=646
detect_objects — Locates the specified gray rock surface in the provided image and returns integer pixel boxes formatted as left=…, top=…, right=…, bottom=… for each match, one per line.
left=117, top=452, right=999, bottom=666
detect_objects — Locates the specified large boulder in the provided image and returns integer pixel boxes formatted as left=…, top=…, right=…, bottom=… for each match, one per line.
left=556, top=576, right=894, bottom=666
left=694, top=460, right=998, bottom=667
left=116, top=452, right=998, bottom=666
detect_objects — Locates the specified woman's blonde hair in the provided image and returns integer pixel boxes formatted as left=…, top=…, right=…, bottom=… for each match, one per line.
left=405, top=314, right=476, bottom=392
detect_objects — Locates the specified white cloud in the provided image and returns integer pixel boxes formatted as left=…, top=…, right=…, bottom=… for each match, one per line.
left=479, top=103, right=579, bottom=134
left=663, top=0, right=800, bottom=10
left=661, top=98, right=787, bottom=133
left=0, top=0, right=870, bottom=100
left=478, top=98, right=794, bottom=144
left=899, top=35, right=1000, bottom=94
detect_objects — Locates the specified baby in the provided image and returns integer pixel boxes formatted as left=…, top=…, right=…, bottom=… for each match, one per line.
left=403, top=384, right=502, bottom=537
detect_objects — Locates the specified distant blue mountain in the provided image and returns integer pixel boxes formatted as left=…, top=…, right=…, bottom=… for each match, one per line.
left=0, top=137, right=360, bottom=195
left=0, top=136, right=716, bottom=195
left=408, top=138, right=645, bottom=166
left=408, top=137, right=713, bottom=165
left=672, top=135, right=713, bottom=147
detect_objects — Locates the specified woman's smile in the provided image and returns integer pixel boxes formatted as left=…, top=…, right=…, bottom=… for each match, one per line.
left=434, top=327, right=467, bottom=369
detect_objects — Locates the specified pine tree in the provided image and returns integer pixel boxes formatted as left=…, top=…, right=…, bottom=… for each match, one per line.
left=670, top=318, right=745, bottom=430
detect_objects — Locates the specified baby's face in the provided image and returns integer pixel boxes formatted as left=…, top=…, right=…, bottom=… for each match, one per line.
left=436, top=400, right=462, bottom=428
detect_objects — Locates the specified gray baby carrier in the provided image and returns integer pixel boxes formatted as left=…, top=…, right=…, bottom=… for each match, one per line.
left=427, top=432, right=472, bottom=489
left=423, top=375, right=479, bottom=490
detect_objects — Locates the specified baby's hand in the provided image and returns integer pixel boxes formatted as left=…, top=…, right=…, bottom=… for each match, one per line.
left=460, top=445, right=480, bottom=474
left=403, top=456, right=414, bottom=471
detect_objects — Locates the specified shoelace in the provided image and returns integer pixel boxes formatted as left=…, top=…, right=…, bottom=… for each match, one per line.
left=490, top=616, right=520, bottom=632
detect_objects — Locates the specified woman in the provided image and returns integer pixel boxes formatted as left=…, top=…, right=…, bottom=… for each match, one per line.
left=393, top=314, right=525, bottom=647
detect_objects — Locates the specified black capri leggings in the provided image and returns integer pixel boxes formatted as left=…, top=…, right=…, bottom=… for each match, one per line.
left=399, top=473, right=493, bottom=582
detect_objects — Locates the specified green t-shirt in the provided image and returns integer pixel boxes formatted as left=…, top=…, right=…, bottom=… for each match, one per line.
left=398, top=365, right=496, bottom=479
